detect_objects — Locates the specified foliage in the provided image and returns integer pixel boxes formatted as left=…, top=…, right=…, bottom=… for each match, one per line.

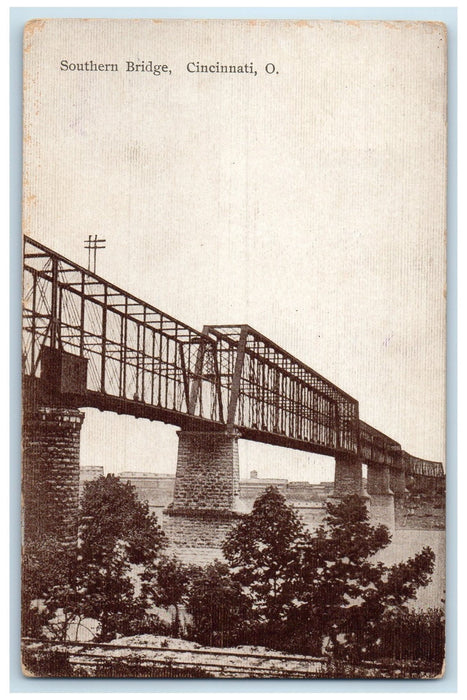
left=76, top=475, right=167, bottom=641
left=23, top=479, right=439, bottom=667
left=223, top=486, right=308, bottom=624
left=291, top=496, right=435, bottom=659
left=79, top=474, right=167, bottom=566
left=186, top=560, right=252, bottom=647
left=144, top=555, right=196, bottom=635
left=372, top=607, right=445, bottom=664
left=21, top=536, right=80, bottom=639
left=222, top=488, right=435, bottom=660
left=22, top=475, right=167, bottom=643
left=117, top=612, right=173, bottom=638
left=22, top=646, right=74, bottom=678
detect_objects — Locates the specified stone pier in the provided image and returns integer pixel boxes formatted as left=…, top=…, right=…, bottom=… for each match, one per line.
left=165, top=430, right=242, bottom=560
left=171, top=430, right=240, bottom=511
left=333, top=453, right=364, bottom=496
left=22, top=406, right=85, bottom=547
left=389, top=465, right=408, bottom=497
left=366, top=463, right=395, bottom=531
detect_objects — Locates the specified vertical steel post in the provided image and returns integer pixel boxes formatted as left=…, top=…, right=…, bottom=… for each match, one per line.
left=178, top=342, right=191, bottom=412
left=151, top=329, right=156, bottom=405
left=31, top=269, right=37, bottom=373
left=157, top=317, right=163, bottom=406
left=226, top=327, right=248, bottom=430
left=141, top=308, right=147, bottom=402
left=135, top=321, right=140, bottom=400
left=212, top=347, right=224, bottom=423
left=122, top=297, right=128, bottom=398
left=50, top=256, right=58, bottom=350
left=100, top=284, right=107, bottom=394
left=79, top=271, right=85, bottom=357
left=188, top=337, right=207, bottom=416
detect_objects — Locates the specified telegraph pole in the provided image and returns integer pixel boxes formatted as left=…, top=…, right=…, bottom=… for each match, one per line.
left=84, top=234, right=106, bottom=273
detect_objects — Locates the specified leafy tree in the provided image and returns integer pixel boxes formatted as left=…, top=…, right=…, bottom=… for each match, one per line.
left=76, top=474, right=167, bottom=641
left=290, top=496, right=391, bottom=655
left=291, top=496, right=435, bottom=659
left=146, top=555, right=194, bottom=635
left=78, top=474, right=166, bottom=566
left=23, top=475, right=167, bottom=642
left=22, top=536, right=79, bottom=639
left=186, top=561, right=252, bottom=647
left=223, top=488, right=435, bottom=660
left=223, top=486, right=308, bottom=625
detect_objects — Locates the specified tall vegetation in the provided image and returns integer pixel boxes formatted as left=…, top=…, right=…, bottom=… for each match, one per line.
left=221, top=487, right=436, bottom=659
left=22, top=475, right=167, bottom=642
left=23, top=481, right=442, bottom=670
left=186, top=561, right=251, bottom=647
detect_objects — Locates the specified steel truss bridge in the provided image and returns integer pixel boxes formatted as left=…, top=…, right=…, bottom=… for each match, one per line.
left=22, top=236, right=443, bottom=479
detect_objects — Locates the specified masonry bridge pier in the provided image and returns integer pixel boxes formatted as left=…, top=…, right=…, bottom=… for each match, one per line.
left=22, top=237, right=444, bottom=550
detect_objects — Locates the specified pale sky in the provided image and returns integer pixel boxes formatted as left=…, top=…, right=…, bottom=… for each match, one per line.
left=23, top=19, right=446, bottom=480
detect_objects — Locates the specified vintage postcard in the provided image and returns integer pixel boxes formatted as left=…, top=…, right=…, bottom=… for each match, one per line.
left=22, top=18, right=446, bottom=679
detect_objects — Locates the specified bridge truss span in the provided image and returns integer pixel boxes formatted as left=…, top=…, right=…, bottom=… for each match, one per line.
left=22, top=236, right=444, bottom=474
left=359, top=421, right=401, bottom=469
left=204, top=325, right=359, bottom=457
left=402, top=452, right=444, bottom=478
left=22, top=236, right=223, bottom=428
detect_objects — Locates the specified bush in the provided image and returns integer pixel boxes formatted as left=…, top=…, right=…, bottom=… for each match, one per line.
left=186, top=561, right=252, bottom=648
left=116, top=612, right=172, bottom=638
left=22, top=647, right=74, bottom=678
left=371, top=608, right=445, bottom=664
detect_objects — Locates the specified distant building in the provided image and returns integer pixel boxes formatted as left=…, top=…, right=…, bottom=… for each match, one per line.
left=79, top=465, right=335, bottom=515
left=98, top=470, right=335, bottom=519
left=78, top=467, right=444, bottom=533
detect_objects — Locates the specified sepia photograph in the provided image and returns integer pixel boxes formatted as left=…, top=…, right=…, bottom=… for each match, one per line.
left=21, top=17, right=446, bottom=680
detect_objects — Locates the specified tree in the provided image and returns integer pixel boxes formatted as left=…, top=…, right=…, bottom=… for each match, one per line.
left=22, top=535, right=79, bottom=639
left=23, top=475, right=168, bottom=642
left=147, top=555, right=194, bottom=635
left=76, top=474, right=167, bottom=641
left=222, top=486, right=308, bottom=625
left=291, top=496, right=435, bottom=659
left=186, top=561, right=252, bottom=647
left=78, top=474, right=166, bottom=567
left=222, top=488, right=436, bottom=660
